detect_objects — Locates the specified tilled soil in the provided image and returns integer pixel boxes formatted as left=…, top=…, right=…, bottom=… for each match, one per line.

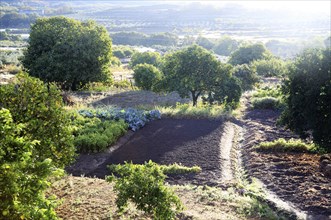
left=241, top=96, right=331, bottom=219
left=67, top=118, right=226, bottom=186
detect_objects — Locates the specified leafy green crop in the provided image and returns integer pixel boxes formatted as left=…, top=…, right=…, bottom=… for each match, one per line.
left=72, top=114, right=128, bottom=153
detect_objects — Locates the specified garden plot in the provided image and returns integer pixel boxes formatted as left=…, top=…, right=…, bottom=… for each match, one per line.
left=67, top=118, right=233, bottom=186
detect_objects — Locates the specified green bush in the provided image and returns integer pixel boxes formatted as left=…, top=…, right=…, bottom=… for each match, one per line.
left=0, top=73, right=75, bottom=168
left=281, top=48, right=331, bottom=151
left=255, top=138, right=318, bottom=153
left=107, top=161, right=200, bottom=220
left=129, top=51, right=162, bottom=68
left=133, top=63, right=163, bottom=91
left=251, top=58, right=288, bottom=77
left=229, top=44, right=272, bottom=65
left=0, top=108, right=62, bottom=220
left=252, top=97, right=281, bottom=110
left=72, top=114, right=128, bottom=153
left=233, top=64, right=259, bottom=91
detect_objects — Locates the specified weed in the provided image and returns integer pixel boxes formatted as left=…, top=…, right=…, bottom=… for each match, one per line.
left=254, top=138, right=320, bottom=153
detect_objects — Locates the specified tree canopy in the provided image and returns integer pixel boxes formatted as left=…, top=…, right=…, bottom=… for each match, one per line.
left=22, top=16, right=113, bottom=90
left=129, top=51, right=162, bottom=68
left=162, top=45, right=240, bottom=106
left=133, top=63, right=163, bottom=91
left=282, top=48, right=331, bottom=150
left=229, top=43, right=272, bottom=65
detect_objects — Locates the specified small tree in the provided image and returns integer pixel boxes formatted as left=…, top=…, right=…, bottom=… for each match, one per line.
left=0, top=109, right=62, bottom=220
left=229, top=43, right=272, bottom=65
left=251, top=58, right=288, bottom=77
left=233, top=64, right=259, bottom=91
left=133, top=63, right=163, bottom=91
left=281, top=48, right=331, bottom=151
left=0, top=73, right=75, bottom=168
left=22, top=17, right=113, bottom=90
left=213, top=36, right=239, bottom=56
left=129, top=51, right=162, bottom=68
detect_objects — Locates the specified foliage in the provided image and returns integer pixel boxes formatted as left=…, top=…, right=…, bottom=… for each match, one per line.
left=229, top=44, right=272, bottom=65
left=251, top=97, right=281, bottom=110
left=233, top=64, right=259, bottom=91
left=251, top=58, right=288, bottom=77
left=0, top=73, right=75, bottom=168
left=78, top=107, right=161, bottom=131
left=0, top=12, right=37, bottom=28
left=0, top=50, right=23, bottom=67
left=162, top=45, right=236, bottom=106
left=213, top=36, right=239, bottom=56
left=107, top=161, right=200, bottom=219
left=205, top=75, right=242, bottom=108
left=112, top=46, right=136, bottom=59
left=72, top=115, right=128, bottom=153
left=113, top=80, right=132, bottom=89
left=129, top=51, right=162, bottom=68
left=255, top=138, right=319, bottom=153
left=133, top=63, right=163, bottom=91
left=0, top=108, right=62, bottom=220
left=0, top=31, right=22, bottom=41
left=156, top=103, right=228, bottom=119
left=252, top=86, right=282, bottom=99
left=281, top=48, right=331, bottom=151
left=111, top=32, right=178, bottom=47
left=22, top=17, right=113, bottom=90
left=196, top=36, right=214, bottom=50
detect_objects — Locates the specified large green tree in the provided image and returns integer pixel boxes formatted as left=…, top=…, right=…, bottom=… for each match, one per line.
left=162, top=45, right=240, bottom=106
left=282, top=48, right=331, bottom=150
left=229, top=43, right=272, bottom=65
left=22, top=17, right=113, bottom=90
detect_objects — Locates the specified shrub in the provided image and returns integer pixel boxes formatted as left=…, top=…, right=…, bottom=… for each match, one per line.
left=255, top=138, right=318, bottom=153
left=229, top=44, right=272, bottom=65
left=0, top=108, right=62, bottom=220
left=129, top=51, right=162, bottom=68
left=0, top=73, right=75, bottom=168
left=251, top=58, right=288, bottom=77
left=107, top=161, right=200, bottom=219
left=281, top=48, right=331, bottom=151
left=233, top=64, right=259, bottom=91
left=133, top=63, right=163, bottom=91
left=72, top=115, right=128, bottom=153
left=252, top=97, right=281, bottom=110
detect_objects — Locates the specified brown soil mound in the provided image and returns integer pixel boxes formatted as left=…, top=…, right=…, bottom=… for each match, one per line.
left=67, top=118, right=225, bottom=186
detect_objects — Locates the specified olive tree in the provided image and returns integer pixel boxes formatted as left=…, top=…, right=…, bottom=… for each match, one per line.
left=22, top=17, right=113, bottom=90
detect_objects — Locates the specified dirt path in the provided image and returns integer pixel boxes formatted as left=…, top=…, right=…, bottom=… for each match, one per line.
left=239, top=90, right=331, bottom=219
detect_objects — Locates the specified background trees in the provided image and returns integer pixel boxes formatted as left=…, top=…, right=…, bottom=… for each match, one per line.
left=162, top=45, right=241, bottom=106
left=229, top=43, right=272, bottom=65
left=129, top=51, right=162, bottom=68
left=282, top=48, right=331, bottom=150
left=22, top=17, right=113, bottom=90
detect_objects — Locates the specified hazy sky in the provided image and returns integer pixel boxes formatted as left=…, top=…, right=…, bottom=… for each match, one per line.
left=166, top=1, right=331, bottom=14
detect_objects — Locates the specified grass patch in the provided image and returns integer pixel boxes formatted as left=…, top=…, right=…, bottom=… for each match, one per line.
left=252, top=96, right=281, bottom=110
left=255, top=138, right=319, bottom=153
left=154, top=103, right=230, bottom=119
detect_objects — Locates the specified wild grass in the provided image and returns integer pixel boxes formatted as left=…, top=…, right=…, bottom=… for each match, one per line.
left=154, top=103, right=231, bottom=119
left=254, top=138, right=319, bottom=153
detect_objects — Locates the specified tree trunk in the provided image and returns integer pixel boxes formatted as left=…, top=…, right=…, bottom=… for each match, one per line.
left=191, top=91, right=201, bottom=107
